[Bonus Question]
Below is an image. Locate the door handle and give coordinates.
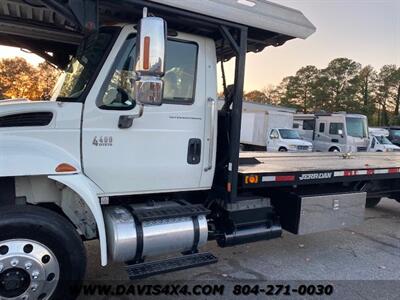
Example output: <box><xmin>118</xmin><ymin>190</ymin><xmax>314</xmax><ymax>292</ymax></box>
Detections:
<box><xmin>188</xmin><ymin>139</ymin><xmax>201</xmax><ymax>165</ymax></box>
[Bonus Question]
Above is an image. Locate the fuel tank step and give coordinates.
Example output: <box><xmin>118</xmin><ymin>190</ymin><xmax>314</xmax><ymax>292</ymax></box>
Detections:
<box><xmin>126</xmin><ymin>252</ymin><xmax>218</xmax><ymax>279</ymax></box>
<box><xmin>132</xmin><ymin>204</ymin><xmax>210</xmax><ymax>222</ymax></box>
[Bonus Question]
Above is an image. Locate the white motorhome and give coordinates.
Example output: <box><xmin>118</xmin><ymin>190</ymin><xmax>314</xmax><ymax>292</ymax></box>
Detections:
<box><xmin>294</xmin><ymin>113</ymin><xmax>369</xmax><ymax>152</ymax></box>
<box><xmin>369</xmin><ymin>128</ymin><xmax>400</xmax><ymax>152</ymax></box>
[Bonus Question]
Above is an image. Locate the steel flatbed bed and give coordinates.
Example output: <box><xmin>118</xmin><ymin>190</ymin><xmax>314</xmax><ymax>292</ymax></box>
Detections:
<box><xmin>238</xmin><ymin>152</ymin><xmax>400</xmax><ymax>188</ymax></box>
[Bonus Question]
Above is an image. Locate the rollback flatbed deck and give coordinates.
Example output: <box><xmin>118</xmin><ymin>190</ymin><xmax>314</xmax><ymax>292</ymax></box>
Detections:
<box><xmin>239</xmin><ymin>152</ymin><xmax>400</xmax><ymax>188</ymax></box>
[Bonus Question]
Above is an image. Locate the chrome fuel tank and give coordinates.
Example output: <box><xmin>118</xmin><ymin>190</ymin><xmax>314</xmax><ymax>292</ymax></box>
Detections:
<box><xmin>104</xmin><ymin>203</ymin><xmax>208</xmax><ymax>262</ymax></box>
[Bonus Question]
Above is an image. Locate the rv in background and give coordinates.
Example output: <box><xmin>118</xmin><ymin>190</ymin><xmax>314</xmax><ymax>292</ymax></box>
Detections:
<box><xmin>369</xmin><ymin>128</ymin><xmax>400</xmax><ymax>152</ymax></box>
<box><xmin>294</xmin><ymin>113</ymin><xmax>369</xmax><ymax>152</ymax></box>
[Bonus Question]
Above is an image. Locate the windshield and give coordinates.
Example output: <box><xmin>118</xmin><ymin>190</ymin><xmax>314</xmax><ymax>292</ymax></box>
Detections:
<box><xmin>346</xmin><ymin>117</ymin><xmax>368</xmax><ymax>138</ymax></box>
<box><xmin>51</xmin><ymin>28</ymin><xmax>118</xmax><ymax>101</ymax></box>
<box><xmin>376</xmin><ymin>136</ymin><xmax>393</xmax><ymax>145</ymax></box>
<box><xmin>279</xmin><ymin>129</ymin><xmax>301</xmax><ymax>140</ymax></box>
<box><xmin>391</xmin><ymin>130</ymin><xmax>400</xmax><ymax>138</ymax></box>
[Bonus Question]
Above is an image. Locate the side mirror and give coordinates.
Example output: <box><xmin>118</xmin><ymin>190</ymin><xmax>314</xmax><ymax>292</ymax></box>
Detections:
<box><xmin>135</xmin><ymin>13</ymin><xmax>167</xmax><ymax>106</ymax></box>
<box><xmin>338</xmin><ymin>129</ymin><xmax>343</xmax><ymax>136</ymax></box>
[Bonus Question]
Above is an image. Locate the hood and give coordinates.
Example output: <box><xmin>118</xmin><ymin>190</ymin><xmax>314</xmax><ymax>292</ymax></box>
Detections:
<box><xmin>0</xmin><ymin>98</ymin><xmax>31</xmax><ymax>104</ymax></box>
<box><xmin>283</xmin><ymin>139</ymin><xmax>312</xmax><ymax>146</ymax></box>
<box><xmin>0</xmin><ymin>100</ymin><xmax>82</xmax><ymax>129</ymax></box>
<box><xmin>383</xmin><ymin>144</ymin><xmax>400</xmax><ymax>150</ymax></box>
<box><xmin>0</xmin><ymin>100</ymin><xmax>83</xmax><ymax>177</ymax></box>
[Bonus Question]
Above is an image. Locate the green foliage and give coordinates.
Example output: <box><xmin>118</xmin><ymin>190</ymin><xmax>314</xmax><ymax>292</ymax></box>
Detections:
<box><xmin>245</xmin><ymin>58</ymin><xmax>399</xmax><ymax>126</ymax></box>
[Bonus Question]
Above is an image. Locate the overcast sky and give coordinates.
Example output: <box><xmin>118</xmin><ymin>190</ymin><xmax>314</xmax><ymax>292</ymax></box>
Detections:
<box><xmin>0</xmin><ymin>0</ymin><xmax>399</xmax><ymax>91</ymax></box>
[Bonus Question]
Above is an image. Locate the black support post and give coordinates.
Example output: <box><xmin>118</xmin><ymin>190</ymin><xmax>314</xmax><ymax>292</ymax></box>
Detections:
<box><xmin>227</xmin><ymin>27</ymin><xmax>248</xmax><ymax>203</ymax></box>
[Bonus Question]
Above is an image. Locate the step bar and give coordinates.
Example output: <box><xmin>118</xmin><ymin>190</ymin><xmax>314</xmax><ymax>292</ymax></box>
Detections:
<box><xmin>126</xmin><ymin>252</ymin><xmax>218</xmax><ymax>279</ymax></box>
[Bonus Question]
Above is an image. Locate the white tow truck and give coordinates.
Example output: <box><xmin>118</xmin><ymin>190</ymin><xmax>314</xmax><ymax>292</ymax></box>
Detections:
<box><xmin>1</xmin><ymin>1</ymin><xmax>400</xmax><ymax>299</ymax></box>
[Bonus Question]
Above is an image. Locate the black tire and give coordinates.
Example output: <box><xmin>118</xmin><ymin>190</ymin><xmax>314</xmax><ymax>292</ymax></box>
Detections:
<box><xmin>279</xmin><ymin>147</ymin><xmax>288</xmax><ymax>152</ymax></box>
<box><xmin>329</xmin><ymin>147</ymin><xmax>340</xmax><ymax>152</ymax></box>
<box><xmin>0</xmin><ymin>205</ymin><xmax>86</xmax><ymax>300</ymax></box>
<box><xmin>365</xmin><ymin>198</ymin><xmax>381</xmax><ymax>208</ymax></box>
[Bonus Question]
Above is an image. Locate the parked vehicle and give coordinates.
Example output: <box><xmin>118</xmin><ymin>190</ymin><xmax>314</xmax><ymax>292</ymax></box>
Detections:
<box><xmin>240</xmin><ymin>110</ymin><xmax>311</xmax><ymax>151</ymax></box>
<box><xmin>294</xmin><ymin>113</ymin><xmax>369</xmax><ymax>152</ymax></box>
<box><xmin>1</xmin><ymin>1</ymin><xmax>400</xmax><ymax>299</ymax></box>
<box><xmin>369</xmin><ymin>128</ymin><xmax>400</xmax><ymax>152</ymax></box>
<box><xmin>385</xmin><ymin>126</ymin><xmax>400</xmax><ymax>146</ymax></box>
<box><xmin>267</xmin><ymin>128</ymin><xmax>312</xmax><ymax>152</ymax></box>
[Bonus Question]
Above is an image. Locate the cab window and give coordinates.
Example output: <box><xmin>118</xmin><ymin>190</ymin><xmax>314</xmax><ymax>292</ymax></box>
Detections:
<box><xmin>164</xmin><ymin>41</ymin><xmax>198</xmax><ymax>104</ymax></box>
<box><xmin>303</xmin><ymin>120</ymin><xmax>315</xmax><ymax>130</ymax></box>
<box><xmin>98</xmin><ymin>35</ymin><xmax>198</xmax><ymax>110</ymax></box>
<box><xmin>329</xmin><ymin>123</ymin><xmax>344</xmax><ymax>135</ymax></box>
<box><xmin>270</xmin><ymin>129</ymin><xmax>279</xmax><ymax>139</ymax></box>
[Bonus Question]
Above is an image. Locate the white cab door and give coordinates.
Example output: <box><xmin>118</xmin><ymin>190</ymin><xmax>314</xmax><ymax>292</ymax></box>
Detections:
<box><xmin>81</xmin><ymin>27</ymin><xmax>209</xmax><ymax>195</ymax></box>
<box><xmin>268</xmin><ymin>129</ymin><xmax>280</xmax><ymax>151</ymax></box>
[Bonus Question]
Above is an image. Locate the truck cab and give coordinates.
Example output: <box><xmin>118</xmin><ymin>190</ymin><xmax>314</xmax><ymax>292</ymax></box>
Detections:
<box><xmin>267</xmin><ymin>128</ymin><xmax>312</xmax><ymax>152</ymax></box>
<box><xmin>369</xmin><ymin>128</ymin><xmax>400</xmax><ymax>152</ymax></box>
<box><xmin>385</xmin><ymin>126</ymin><xmax>400</xmax><ymax>146</ymax></box>
<box><xmin>48</xmin><ymin>25</ymin><xmax>218</xmax><ymax>195</ymax></box>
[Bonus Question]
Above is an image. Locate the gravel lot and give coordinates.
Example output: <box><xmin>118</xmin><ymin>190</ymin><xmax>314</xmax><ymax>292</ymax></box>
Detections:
<box><xmin>82</xmin><ymin>198</ymin><xmax>400</xmax><ymax>298</ymax></box>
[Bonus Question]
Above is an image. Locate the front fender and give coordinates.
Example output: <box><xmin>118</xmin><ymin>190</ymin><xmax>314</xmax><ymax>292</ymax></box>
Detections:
<box><xmin>49</xmin><ymin>174</ymin><xmax>108</xmax><ymax>266</ymax></box>
<box><xmin>0</xmin><ymin>135</ymin><xmax>80</xmax><ymax>177</ymax></box>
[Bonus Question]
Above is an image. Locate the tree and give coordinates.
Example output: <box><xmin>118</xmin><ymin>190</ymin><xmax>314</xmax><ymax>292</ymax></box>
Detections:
<box><xmin>293</xmin><ymin>66</ymin><xmax>319</xmax><ymax>113</ymax></box>
<box><xmin>322</xmin><ymin>58</ymin><xmax>362</xmax><ymax>112</ymax></box>
<box><xmin>376</xmin><ymin>65</ymin><xmax>398</xmax><ymax>125</ymax></box>
<box><xmin>392</xmin><ymin>67</ymin><xmax>400</xmax><ymax>116</ymax></box>
<box><xmin>0</xmin><ymin>57</ymin><xmax>36</xmax><ymax>99</ymax></box>
<box><xmin>278</xmin><ymin>66</ymin><xmax>320</xmax><ymax>113</ymax></box>
<box><xmin>279</xmin><ymin>76</ymin><xmax>302</xmax><ymax>110</ymax></box>
<box><xmin>244</xmin><ymin>89</ymin><xmax>269</xmax><ymax>104</ymax></box>
<box><xmin>0</xmin><ymin>58</ymin><xmax>59</xmax><ymax>100</ymax></box>
<box><xmin>356</xmin><ymin>65</ymin><xmax>378</xmax><ymax>121</ymax></box>
<box><xmin>37</xmin><ymin>62</ymin><xmax>59</xmax><ymax>100</ymax></box>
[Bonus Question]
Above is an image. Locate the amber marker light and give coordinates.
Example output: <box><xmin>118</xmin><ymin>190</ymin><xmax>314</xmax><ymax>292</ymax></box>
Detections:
<box><xmin>245</xmin><ymin>175</ymin><xmax>259</xmax><ymax>184</ymax></box>
<box><xmin>143</xmin><ymin>36</ymin><xmax>150</xmax><ymax>70</ymax></box>
<box><xmin>55</xmin><ymin>163</ymin><xmax>77</xmax><ymax>173</ymax></box>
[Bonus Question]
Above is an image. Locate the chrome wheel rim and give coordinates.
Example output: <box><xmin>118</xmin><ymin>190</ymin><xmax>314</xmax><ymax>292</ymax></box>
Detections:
<box><xmin>0</xmin><ymin>239</ymin><xmax>59</xmax><ymax>300</ymax></box>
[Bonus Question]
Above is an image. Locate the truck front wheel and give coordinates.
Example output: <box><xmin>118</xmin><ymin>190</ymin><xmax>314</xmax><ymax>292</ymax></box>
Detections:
<box><xmin>365</xmin><ymin>198</ymin><xmax>381</xmax><ymax>208</ymax></box>
<box><xmin>0</xmin><ymin>205</ymin><xmax>86</xmax><ymax>300</ymax></box>
<box><xmin>279</xmin><ymin>147</ymin><xmax>288</xmax><ymax>152</ymax></box>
